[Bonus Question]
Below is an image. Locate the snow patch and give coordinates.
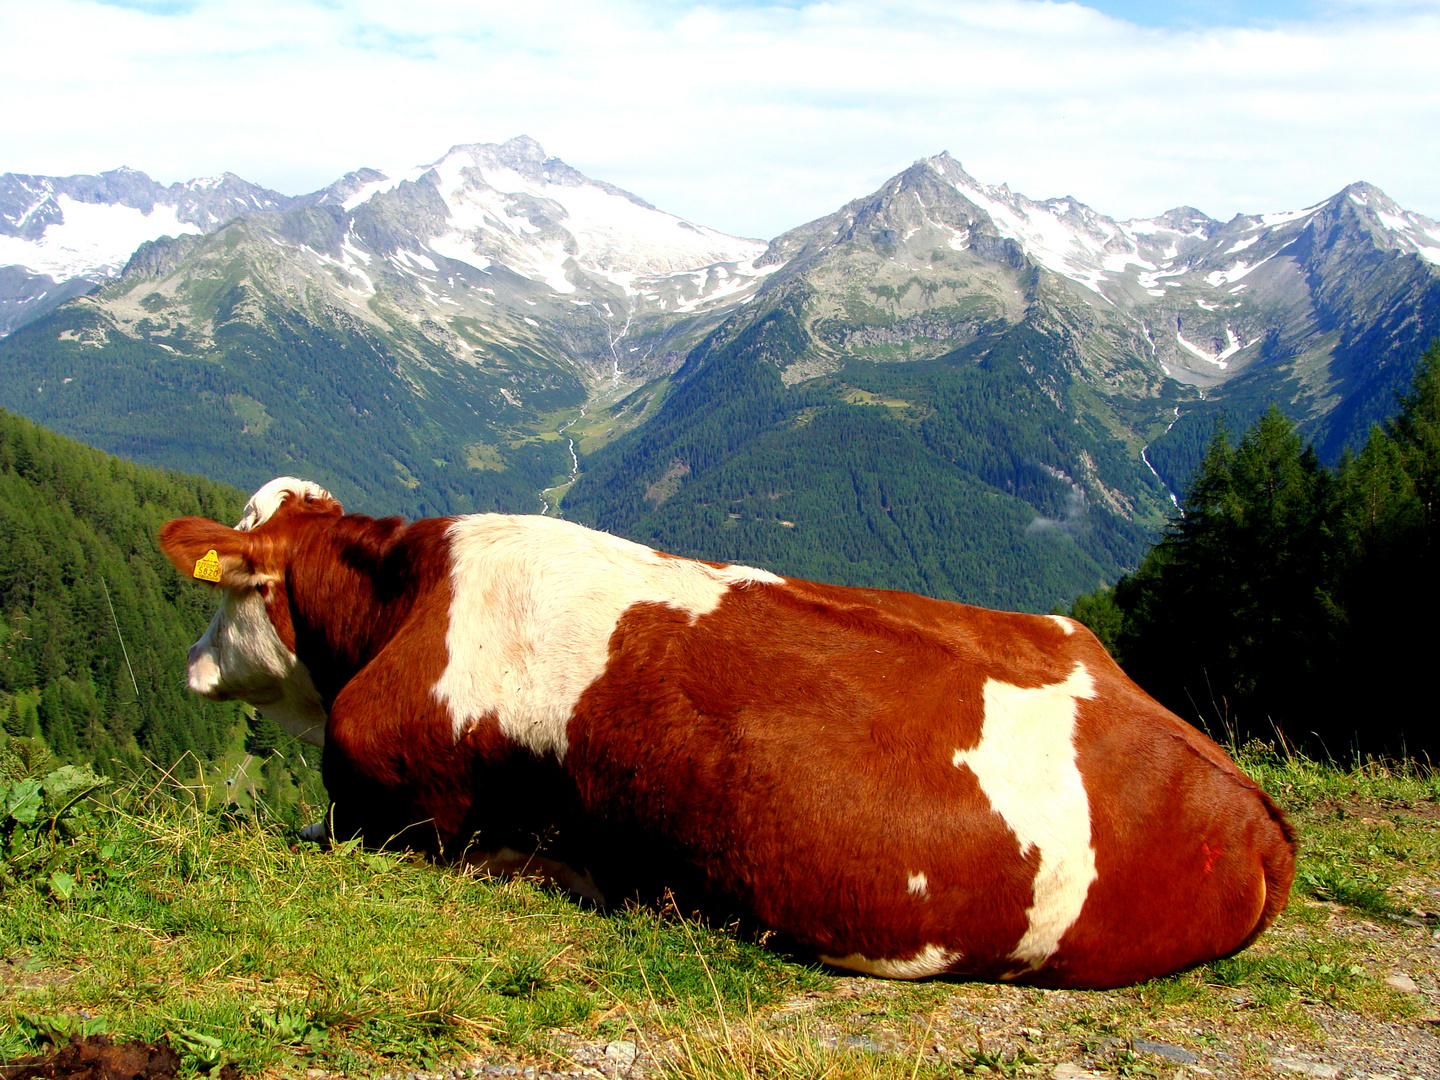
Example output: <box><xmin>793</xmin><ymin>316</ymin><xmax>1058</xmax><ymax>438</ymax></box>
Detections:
<box><xmin>1176</xmin><ymin>326</ymin><xmax>1242</xmax><ymax>369</ymax></box>
<box><xmin>0</xmin><ymin>194</ymin><xmax>203</xmax><ymax>280</ymax></box>
<box><xmin>1260</xmin><ymin>201</ymin><xmax>1325</xmax><ymax>227</ymax></box>
<box><xmin>414</xmin><ymin>146</ymin><xmax>766</xmax><ymax>297</ymax></box>
<box><xmin>1204</xmin><ymin>254</ymin><xmax>1273</xmax><ymax>287</ymax></box>
<box><xmin>929</xmin><ymin>160</ymin><xmax>1133</xmax><ymax>295</ymax></box>
<box><xmin>341</xmin><ymin>166</ymin><xmax>430</xmax><ymax>211</ymax></box>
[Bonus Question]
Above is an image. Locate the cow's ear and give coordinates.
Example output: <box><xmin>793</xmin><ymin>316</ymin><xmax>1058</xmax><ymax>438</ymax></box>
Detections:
<box><xmin>300</xmin><ymin>489</ymin><xmax>343</xmax><ymax>517</ymax></box>
<box><xmin>159</xmin><ymin>517</ymin><xmax>264</xmax><ymax>588</ymax></box>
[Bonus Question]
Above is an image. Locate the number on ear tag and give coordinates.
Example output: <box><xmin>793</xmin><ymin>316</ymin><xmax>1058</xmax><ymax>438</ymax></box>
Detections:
<box><xmin>193</xmin><ymin>549</ymin><xmax>223</xmax><ymax>582</ymax></box>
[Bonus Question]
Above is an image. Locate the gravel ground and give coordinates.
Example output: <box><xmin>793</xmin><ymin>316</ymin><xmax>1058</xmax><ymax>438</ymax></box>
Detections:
<box><xmin>335</xmin><ymin>895</ymin><xmax>1440</xmax><ymax>1080</ymax></box>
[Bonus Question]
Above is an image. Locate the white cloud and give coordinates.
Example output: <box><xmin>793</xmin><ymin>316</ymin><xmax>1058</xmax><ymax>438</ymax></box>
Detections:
<box><xmin>0</xmin><ymin>0</ymin><xmax>1436</xmax><ymax>238</ymax></box>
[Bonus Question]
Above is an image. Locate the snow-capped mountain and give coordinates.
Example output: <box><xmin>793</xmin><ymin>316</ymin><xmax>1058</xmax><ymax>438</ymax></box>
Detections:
<box><xmin>0</xmin><ymin>138</ymin><xmax>793</xmax><ymax>522</ymax></box>
<box><xmin>908</xmin><ymin>155</ymin><xmax>1440</xmax><ymax>305</ymax></box>
<box><xmin>0</xmin><ymin>167</ymin><xmax>294</xmax><ymax>335</ymax></box>
<box><xmin>10</xmin><ymin>138</ymin><xmax>1437</xmax><ymax>399</ymax></box>
<box><xmin>323</xmin><ymin>137</ymin><xmax>772</xmax><ymax>312</ymax></box>
<box><xmin>2</xmin><ymin>136</ymin><xmax>1438</xmax><ymax>595</ymax></box>
<box><xmin>745</xmin><ymin>151</ymin><xmax>1440</xmax><ymax>394</ymax></box>
<box><xmin>924</xmin><ymin>156</ymin><xmax>1440</xmax><ymax>385</ymax></box>
<box><xmin>0</xmin><ymin>139</ymin><xmax>774</xmax><ymax>344</ymax></box>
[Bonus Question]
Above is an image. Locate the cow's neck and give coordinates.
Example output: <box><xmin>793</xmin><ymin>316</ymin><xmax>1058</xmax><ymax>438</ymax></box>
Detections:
<box><xmin>284</xmin><ymin>515</ymin><xmax>451</xmax><ymax>707</ymax></box>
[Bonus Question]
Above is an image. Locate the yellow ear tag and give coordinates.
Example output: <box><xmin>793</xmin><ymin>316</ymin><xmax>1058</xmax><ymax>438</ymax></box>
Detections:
<box><xmin>193</xmin><ymin>549</ymin><xmax>223</xmax><ymax>583</ymax></box>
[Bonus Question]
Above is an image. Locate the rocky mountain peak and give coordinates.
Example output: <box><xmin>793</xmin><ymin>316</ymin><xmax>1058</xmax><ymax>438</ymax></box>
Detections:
<box><xmin>1316</xmin><ymin>182</ymin><xmax>1440</xmax><ymax>263</ymax></box>
<box><xmin>490</xmin><ymin>134</ymin><xmax>547</xmax><ymax>167</ymax></box>
<box><xmin>919</xmin><ymin>151</ymin><xmax>986</xmax><ymax>194</ymax></box>
<box><xmin>1144</xmin><ymin>206</ymin><xmax>1218</xmax><ymax>234</ymax></box>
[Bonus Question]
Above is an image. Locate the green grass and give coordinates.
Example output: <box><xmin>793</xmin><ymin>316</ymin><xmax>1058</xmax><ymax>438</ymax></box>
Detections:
<box><xmin>0</xmin><ymin>762</ymin><xmax>821</xmax><ymax>1075</ymax></box>
<box><xmin>1</xmin><ymin>745</ymin><xmax>1435</xmax><ymax>1078</ymax></box>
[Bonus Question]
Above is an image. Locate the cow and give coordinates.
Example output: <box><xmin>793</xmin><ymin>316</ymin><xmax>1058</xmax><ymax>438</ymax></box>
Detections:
<box><xmin>160</xmin><ymin>476</ymin><xmax>1295</xmax><ymax>989</ymax></box>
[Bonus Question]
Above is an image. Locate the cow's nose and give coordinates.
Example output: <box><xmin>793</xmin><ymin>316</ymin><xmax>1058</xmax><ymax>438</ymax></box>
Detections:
<box><xmin>188</xmin><ymin>645</ymin><xmax>223</xmax><ymax>697</ymax></box>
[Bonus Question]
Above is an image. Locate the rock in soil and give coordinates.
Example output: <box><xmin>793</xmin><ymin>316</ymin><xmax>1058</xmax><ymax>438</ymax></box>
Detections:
<box><xmin>1268</xmin><ymin>1057</ymin><xmax>1341</xmax><ymax>1078</ymax></box>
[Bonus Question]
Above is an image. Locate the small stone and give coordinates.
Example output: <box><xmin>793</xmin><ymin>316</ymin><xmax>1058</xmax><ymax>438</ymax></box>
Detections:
<box><xmin>840</xmin><ymin>1034</ymin><xmax>882</xmax><ymax>1052</ymax></box>
<box><xmin>1132</xmin><ymin>1039</ymin><xmax>1198</xmax><ymax>1065</ymax></box>
<box><xmin>1384</xmin><ymin>973</ymin><xmax>1420</xmax><ymax>993</ymax></box>
<box><xmin>1052</xmin><ymin>1065</ymin><xmax>1106</xmax><ymax>1080</ymax></box>
<box><xmin>1269</xmin><ymin>1057</ymin><xmax>1340</xmax><ymax>1078</ymax></box>
<box><xmin>603</xmin><ymin>1041</ymin><xmax>637</xmax><ymax>1069</ymax></box>
<box><xmin>1018</xmin><ymin>1026</ymin><xmax>1043</xmax><ymax>1039</ymax></box>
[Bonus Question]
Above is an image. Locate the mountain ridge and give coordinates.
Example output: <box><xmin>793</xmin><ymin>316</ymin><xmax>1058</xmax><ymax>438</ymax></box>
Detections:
<box><xmin>1</xmin><ymin>139</ymin><xmax>1437</xmax><ymax>609</ymax></box>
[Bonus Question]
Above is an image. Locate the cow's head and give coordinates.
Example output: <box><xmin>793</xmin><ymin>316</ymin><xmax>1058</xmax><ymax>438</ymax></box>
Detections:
<box><xmin>160</xmin><ymin>477</ymin><xmax>343</xmax><ymax>747</ymax></box>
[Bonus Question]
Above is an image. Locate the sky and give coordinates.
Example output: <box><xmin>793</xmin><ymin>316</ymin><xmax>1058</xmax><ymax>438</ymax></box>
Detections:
<box><xmin>1</xmin><ymin>0</ymin><xmax>1436</xmax><ymax>239</ymax></box>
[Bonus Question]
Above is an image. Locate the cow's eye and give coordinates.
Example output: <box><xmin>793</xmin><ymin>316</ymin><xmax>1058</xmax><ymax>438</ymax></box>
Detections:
<box><xmin>256</xmin><ymin>582</ymin><xmax>271</xmax><ymax>600</ymax></box>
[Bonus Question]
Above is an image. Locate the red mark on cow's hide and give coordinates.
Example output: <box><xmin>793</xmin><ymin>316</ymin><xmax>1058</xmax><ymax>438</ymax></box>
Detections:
<box><xmin>1201</xmin><ymin>840</ymin><xmax>1220</xmax><ymax>875</ymax></box>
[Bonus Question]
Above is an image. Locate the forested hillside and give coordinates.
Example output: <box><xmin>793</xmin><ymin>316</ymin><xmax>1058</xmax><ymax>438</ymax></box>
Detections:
<box><xmin>0</xmin><ymin>289</ymin><xmax>575</xmax><ymax>522</ymax></box>
<box><xmin>565</xmin><ymin>286</ymin><xmax>1168</xmax><ymax>612</ymax></box>
<box><xmin>1066</xmin><ymin>341</ymin><xmax>1440</xmax><ymax>760</ymax></box>
<box><xmin>0</xmin><ymin>409</ymin><xmax>248</xmax><ymax>770</ymax></box>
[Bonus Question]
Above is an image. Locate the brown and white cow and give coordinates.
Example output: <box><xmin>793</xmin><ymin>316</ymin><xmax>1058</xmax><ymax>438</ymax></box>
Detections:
<box><xmin>161</xmin><ymin>476</ymin><xmax>1294</xmax><ymax>989</ymax></box>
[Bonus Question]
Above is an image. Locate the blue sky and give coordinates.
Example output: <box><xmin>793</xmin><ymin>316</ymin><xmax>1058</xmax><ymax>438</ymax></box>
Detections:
<box><xmin>2</xmin><ymin>0</ymin><xmax>1437</xmax><ymax>237</ymax></box>
<box><xmin>1084</xmin><ymin>1</ymin><xmax>1320</xmax><ymax>26</ymax></box>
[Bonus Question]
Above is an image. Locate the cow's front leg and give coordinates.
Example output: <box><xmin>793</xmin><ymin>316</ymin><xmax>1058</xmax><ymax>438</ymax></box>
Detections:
<box><xmin>318</xmin><ymin>733</ymin><xmax>452</xmax><ymax>852</ymax></box>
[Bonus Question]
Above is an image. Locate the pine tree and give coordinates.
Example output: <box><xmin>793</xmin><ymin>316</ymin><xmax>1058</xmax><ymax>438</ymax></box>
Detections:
<box><xmin>1078</xmin><ymin>346</ymin><xmax>1440</xmax><ymax>760</ymax></box>
<box><xmin>1387</xmin><ymin>340</ymin><xmax>1440</xmax><ymax>548</ymax></box>
<box><xmin>38</xmin><ymin>680</ymin><xmax>77</xmax><ymax>759</ymax></box>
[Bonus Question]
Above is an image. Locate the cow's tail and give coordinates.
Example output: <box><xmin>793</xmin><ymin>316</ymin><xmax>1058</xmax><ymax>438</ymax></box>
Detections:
<box><xmin>1241</xmin><ymin>787</ymin><xmax>1298</xmax><ymax>949</ymax></box>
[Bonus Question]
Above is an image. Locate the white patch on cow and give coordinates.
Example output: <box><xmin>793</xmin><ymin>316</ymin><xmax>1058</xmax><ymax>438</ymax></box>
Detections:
<box><xmin>907</xmin><ymin>872</ymin><xmax>929</xmax><ymax>897</ymax></box>
<box><xmin>236</xmin><ymin>476</ymin><xmax>335</xmax><ymax>531</ymax></box>
<box><xmin>951</xmin><ymin>662</ymin><xmax>1097</xmax><ymax>975</ymax></box>
<box><xmin>820</xmin><ymin>943</ymin><xmax>959</xmax><ymax>979</ymax></box>
<box><xmin>1048</xmin><ymin>614</ymin><xmax>1076</xmax><ymax>635</ymax></box>
<box><xmin>188</xmin><ymin>591</ymin><xmax>328</xmax><ymax>746</ymax></box>
<box><xmin>433</xmin><ymin>515</ymin><xmax>783</xmax><ymax>757</ymax></box>
<box><xmin>184</xmin><ymin>477</ymin><xmax>335</xmax><ymax>747</ymax></box>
